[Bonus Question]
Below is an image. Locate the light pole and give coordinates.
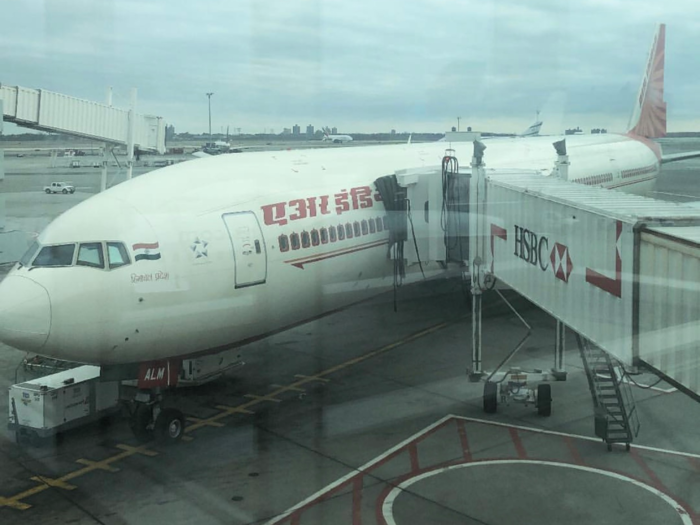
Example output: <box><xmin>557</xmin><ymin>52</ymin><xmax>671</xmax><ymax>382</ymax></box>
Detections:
<box><xmin>457</xmin><ymin>116</ymin><xmax>461</xmax><ymax>131</ymax></box>
<box><xmin>206</xmin><ymin>92</ymin><xmax>214</xmax><ymax>137</ymax></box>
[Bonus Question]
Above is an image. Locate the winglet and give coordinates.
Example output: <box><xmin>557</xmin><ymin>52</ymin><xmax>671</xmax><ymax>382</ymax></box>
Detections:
<box><xmin>627</xmin><ymin>24</ymin><xmax>666</xmax><ymax>138</ymax></box>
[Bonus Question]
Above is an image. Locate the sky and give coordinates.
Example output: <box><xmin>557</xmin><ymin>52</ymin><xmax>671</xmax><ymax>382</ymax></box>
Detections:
<box><xmin>1</xmin><ymin>0</ymin><xmax>699</xmax><ymax>135</ymax></box>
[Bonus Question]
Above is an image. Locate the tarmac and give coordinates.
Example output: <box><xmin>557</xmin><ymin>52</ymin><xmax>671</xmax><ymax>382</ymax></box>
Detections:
<box><xmin>0</xmin><ymin>140</ymin><xmax>699</xmax><ymax>524</ymax></box>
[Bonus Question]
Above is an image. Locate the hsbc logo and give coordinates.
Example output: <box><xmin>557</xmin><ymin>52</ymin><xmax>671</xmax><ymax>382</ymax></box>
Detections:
<box><xmin>493</xmin><ymin>221</ymin><xmax>622</xmax><ymax>297</ymax></box>
<box><xmin>550</xmin><ymin>242</ymin><xmax>573</xmax><ymax>283</ymax></box>
<box><xmin>513</xmin><ymin>225</ymin><xmax>550</xmax><ymax>271</ymax></box>
<box><xmin>511</xmin><ymin>225</ymin><xmax>573</xmax><ymax>283</ymax></box>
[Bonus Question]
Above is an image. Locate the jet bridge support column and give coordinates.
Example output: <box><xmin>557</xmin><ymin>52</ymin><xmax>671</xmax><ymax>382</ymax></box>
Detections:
<box><xmin>552</xmin><ymin>321</ymin><xmax>568</xmax><ymax>380</ymax></box>
<box><xmin>468</xmin><ymin>141</ymin><xmax>488</xmax><ymax>381</ymax></box>
<box><xmin>126</xmin><ymin>88</ymin><xmax>137</xmax><ymax>181</ymax></box>
<box><xmin>100</xmin><ymin>144</ymin><xmax>112</xmax><ymax>192</ymax></box>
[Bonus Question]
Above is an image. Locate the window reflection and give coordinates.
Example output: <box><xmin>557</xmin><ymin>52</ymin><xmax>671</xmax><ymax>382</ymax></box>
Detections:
<box><xmin>32</xmin><ymin>244</ymin><xmax>76</xmax><ymax>267</ymax></box>
<box><xmin>77</xmin><ymin>243</ymin><xmax>105</xmax><ymax>269</ymax></box>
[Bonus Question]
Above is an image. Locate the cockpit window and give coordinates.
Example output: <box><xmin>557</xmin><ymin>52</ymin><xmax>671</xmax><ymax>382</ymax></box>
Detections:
<box><xmin>107</xmin><ymin>242</ymin><xmax>130</xmax><ymax>269</ymax></box>
<box><xmin>19</xmin><ymin>241</ymin><xmax>41</xmax><ymax>267</ymax></box>
<box><xmin>33</xmin><ymin>244</ymin><xmax>76</xmax><ymax>267</ymax></box>
<box><xmin>77</xmin><ymin>243</ymin><xmax>105</xmax><ymax>269</ymax></box>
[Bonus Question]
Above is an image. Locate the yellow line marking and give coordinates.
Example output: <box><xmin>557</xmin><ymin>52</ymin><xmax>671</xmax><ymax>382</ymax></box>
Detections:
<box><xmin>29</xmin><ymin>476</ymin><xmax>76</xmax><ymax>491</ymax></box>
<box><xmin>0</xmin><ymin>496</ymin><xmax>32</xmax><ymax>510</ymax></box>
<box><xmin>186</xmin><ymin>417</ymin><xmax>225</xmax><ymax>428</ymax></box>
<box><xmin>115</xmin><ymin>444</ymin><xmax>159</xmax><ymax>457</ymax></box>
<box><xmin>4</xmin><ymin>320</ymin><xmax>450</xmax><ymax>511</ymax></box>
<box><xmin>215</xmin><ymin>404</ymin><xmax>255</xmax><ymax>414</ymax></box>
<box><xmin>271</xmin><ymin>384</ymin><xmax>306</xmax><ymax>392</ymax></box>
<box><xmin>75</xmin><ymin>459</ymin><xmax>120</xmax><ymax>473</ymax></box>
<box><xmin>294</xmin><ymin>374</ymin><xmax>329</xmax><ymax>382</ymax></box>
<box><xmin>244</xmin><ymin>394</ymin><xmax>282</xmax><ymax>403</ymax></box>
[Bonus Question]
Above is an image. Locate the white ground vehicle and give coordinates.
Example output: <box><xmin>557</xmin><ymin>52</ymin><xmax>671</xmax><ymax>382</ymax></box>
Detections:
<box><xmin>44</xmin><ymin>181</ymin><xmax>75</xmax><ymax>194</ymax></box>
<box><xmin>8</xmin><ymin>365</ymin><xmax>120</xmax><ymax>446</ymax></box>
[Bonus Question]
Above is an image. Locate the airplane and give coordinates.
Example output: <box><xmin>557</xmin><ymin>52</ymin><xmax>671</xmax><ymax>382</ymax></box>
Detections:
<box><xmin>0</xmin><ymin>23</ymin><xmax>697</xmax><ymax>442</ymax></box>
<box><xmin>519</xmin><ymin>112</ymin><xmax>543</xmax><ymax>137</ymax></box>
<box><xmin>322</xmin><ymin>127</ymin><xmax>353</xmax><ymax>143</ymax></box>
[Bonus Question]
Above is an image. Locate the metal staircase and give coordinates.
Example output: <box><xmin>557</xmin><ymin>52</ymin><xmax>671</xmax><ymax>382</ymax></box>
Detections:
<box><xmin>577</xmin><ymin>336</ymin><xmax>640</xmax><ymax>451</ymax></box>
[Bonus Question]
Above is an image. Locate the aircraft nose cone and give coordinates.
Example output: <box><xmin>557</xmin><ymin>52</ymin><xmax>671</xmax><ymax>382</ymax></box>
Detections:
<box><xmin>0</xmin><ymin>275</ymin><xmax>51</xmax><ymax>352</ymax></box>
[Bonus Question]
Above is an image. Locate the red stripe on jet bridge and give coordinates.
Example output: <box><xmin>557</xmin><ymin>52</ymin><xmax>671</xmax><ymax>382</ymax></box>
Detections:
<box><xmin>133</xmin><ymin>242</ymin><xmax>160</xmax><ymax>250</ymax></box>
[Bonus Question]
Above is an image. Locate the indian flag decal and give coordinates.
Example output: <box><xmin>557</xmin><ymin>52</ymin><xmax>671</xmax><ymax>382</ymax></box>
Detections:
<box><xmin>133</xmin><ymin>242</ymin><xmax>161</xmax><ymax>261</ymax></box>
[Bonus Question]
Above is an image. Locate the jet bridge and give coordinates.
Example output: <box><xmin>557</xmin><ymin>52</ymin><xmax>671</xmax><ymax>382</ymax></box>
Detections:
<box><xmin>379</xmin><ymin>142</ymin><xmax>700</xmax><ymax>406</ymax></box>
<box><xmin>467</xmin><ymin>147</ymin><xmax>700</xmax><ymax>403</ymax></box>
<box><xmin>1</xmin><ymin>84</ymin><xmax>165</xmax><ymax>153</ymax></box>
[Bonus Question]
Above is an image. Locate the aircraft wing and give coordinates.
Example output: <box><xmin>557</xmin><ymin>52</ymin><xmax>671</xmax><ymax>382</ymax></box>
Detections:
<box><xmin>661</xmin><ymin>150</ymin><xmax>700</xmax><ymax>164</ymax></box>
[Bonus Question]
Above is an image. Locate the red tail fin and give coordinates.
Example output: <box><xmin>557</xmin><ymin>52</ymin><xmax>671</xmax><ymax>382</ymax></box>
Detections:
<box><xmin>627</xmin><ymin>24</ymin><xmax>666</xmax><ymax>138</ymax></box>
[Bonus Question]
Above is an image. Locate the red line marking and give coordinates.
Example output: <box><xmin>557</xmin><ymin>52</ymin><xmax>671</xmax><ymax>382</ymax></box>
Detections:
<box><xmin>564</xmin><ymin>436</ymin><xmax>585</xmax><ymax>466</ymax></box>
<box><xmin>631</xmin><ymin>450</ymin><xmax>699</xmax><ymax>522</ymax></box>
<box><xmin>285</xmin><ymin>240</ymin><xmax>388</xmax><ymax>268</ymax></box>
<box><xmin>408</xmin><ymin>443</ymin><xmax>420</xmax><ymax>472</ymax></box>
<box><xmin>607</xmin><ymin>175</ymin><xmax>656</xmax><ymax>189</ymax></box>
<box><xmin>689</xmin><ymin>457</ymin><xmax>700</xmax><ymax>473</ymax></box>
<box><xmin>585</xmin><ymin>219</ymin><xmax>622</xmax><ymax>298</ymax></box>
<box><xmin>456</xmin><ymin>419</ymin><xmax>472</xmax><ymax>461</ymax></box>
<box><xmin>630</xmin><ymin>448</ymin><xmax>665</xmax><ymax>491</ymax></box>
<box><xmin>509</xmin><ymin>428</ymin><xmax>527</xmax><ymax>459</ymax></box>
<box><xmin>352</xmin><ymin>477</ymin><xmax>363</xmax><ymax>525</ymax></box>
<box><xmin>290</xmin><ymin>510</ymin><xmax>301</xmax><ymax>525</ymax></box>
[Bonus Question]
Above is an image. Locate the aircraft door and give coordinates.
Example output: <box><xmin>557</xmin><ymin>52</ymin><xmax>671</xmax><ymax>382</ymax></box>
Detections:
<box><xmin>222</xmin><ymin>212</ymin><xmax>267</xmax><ymax>288</ymax></box>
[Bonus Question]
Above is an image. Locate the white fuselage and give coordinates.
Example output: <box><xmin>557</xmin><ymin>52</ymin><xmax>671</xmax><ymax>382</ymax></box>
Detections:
<box><xmin>323</xmin><ymin>134</ymin><xmax>353</xmax><ymax>143</ymax></box>
<box><xmin>0</xmin><ymin>133</ymin><xmax>661</xmax><ymax>365</ymax></box>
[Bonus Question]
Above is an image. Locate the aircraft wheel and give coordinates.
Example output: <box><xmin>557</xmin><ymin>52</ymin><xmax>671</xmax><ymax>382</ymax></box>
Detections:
<box><xmin>537</xmin><ymin>384</ymin><xmax>552</xmax><ymax>416</ymax></box>
<box><xmin>155</xmin><ymin>408</ymin><xmax>185</xmax><ymax>444</ymax></box>
<box><xmin>130</xmin><ymin>404</ymin><xmax>154</xmax><ymax>443</ymax></box>
<box><xmin>45</xmin><ymin>188</ymin><xmax>51</xmax><ymax>194</ymax></box>
<box><xmin>483</xmin><ymin>381</ymin><xmax>498</xmax><ymax>414</ymax></box>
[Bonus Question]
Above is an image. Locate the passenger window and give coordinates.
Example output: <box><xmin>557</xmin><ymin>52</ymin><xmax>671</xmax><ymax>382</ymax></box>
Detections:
<box><xmin>345</xmin><ymin>223</ymin><xmax>354</xmax><ymax>239</ymax></box>
<box><xmin>329</xmin><ymin>226</ymin><xmax>337</xmax><ymax>242</ymax></box>
<box><xmin>320</xmin><ymin>228</ymin><xmax>329</xmax><ymax>244</ymax></box>
<box><xmin>337</xmin><ymin>224</ymin><xmax>345</xmax><ymax>241</ymax></box>
<box><xmin>290</xmin><ymin>233</ymin><xmax>300</xmax><ymax>250</ymax></box>
<box><xmin>107</xmin><ymin>242</ymin><xmax>130</xmax><ymax>269</ymax></box>
<box><xmin>310</xmin><ymin>229</ymin><xmax>320</xmax><ymax>246</ymax></box>
<box><xmin>301</xmin><ymin>231</ymin><xmax>311</xmax><ymax>248</ymax></box>
<box><xmin>278</xmin><ymin>234</ymin><xmax>290</xmax><ymax>253</ymax></box>
<box><xmin>361</xmin><ymin>220</ymin><xmax>368</xmax><ymax>235</ymax></box>
<box><xmin>33</xmin><ymin>244</ymin><xmax>76</xmax><ymax>267</ymax></box>
<box><xmin>77</xmin><ymin>243</ymin><xmax>105</xmax><ymax>269</ymax></box>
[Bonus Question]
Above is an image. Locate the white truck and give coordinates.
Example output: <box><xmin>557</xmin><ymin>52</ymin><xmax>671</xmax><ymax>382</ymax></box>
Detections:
<box><xmin>44</xmin><ymin>181</ymin><xmax>75</xmax><ymax>194</ymax></box>
<box><xmin>8</xmin><ymin>365</ymin><xmax>120</xmax><ymax>445</ymax></box>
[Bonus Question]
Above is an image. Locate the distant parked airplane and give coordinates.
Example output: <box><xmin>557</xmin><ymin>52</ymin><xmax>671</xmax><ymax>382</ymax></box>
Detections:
<box><xmin>322</xmin><ymin>127</ymin><xmax>353</xmax><ymax>143</ymax></box>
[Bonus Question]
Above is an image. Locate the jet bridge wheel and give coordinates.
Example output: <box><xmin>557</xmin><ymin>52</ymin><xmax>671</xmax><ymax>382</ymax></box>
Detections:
<box><xmin>537</xmin><ymin>384</ymin><xmax>552</xmax><ymax>416</ymax></box>
<box><xmin>155</xmin><ymin>408</ymin><xmax>185</xmax><ymax>444</ymax></box>
<box><xmin>483</xmin><ymin>381</ymin><xmax>498</xmax><ymax>414</ymax></box>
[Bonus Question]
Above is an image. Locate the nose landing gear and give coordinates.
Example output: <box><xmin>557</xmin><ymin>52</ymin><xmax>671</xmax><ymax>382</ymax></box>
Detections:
<box><xmin>128</xmin><ymin>390</ymin><xmax>185</xmax><ymax>444</ymax></box>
